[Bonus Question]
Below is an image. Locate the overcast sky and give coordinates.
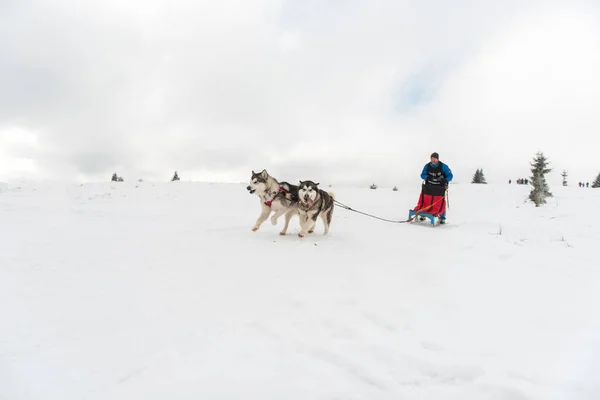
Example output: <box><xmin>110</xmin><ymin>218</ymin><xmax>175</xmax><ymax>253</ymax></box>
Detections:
<box><xmin>1</xmin><ymin>0</ymin><xmax>599</xmax><ymax>186</ymax></box>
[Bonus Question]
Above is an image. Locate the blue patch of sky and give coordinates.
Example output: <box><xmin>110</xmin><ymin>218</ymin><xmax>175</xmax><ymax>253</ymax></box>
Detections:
<box><xmin>393</xmin><ymin>67</ymin><xmax>440</xmax><ymax>114</ymax></box>
<box><xmin>392</xmin><ymin>54</ymin><xmax>462</xmax><ymax>114</ymax></box>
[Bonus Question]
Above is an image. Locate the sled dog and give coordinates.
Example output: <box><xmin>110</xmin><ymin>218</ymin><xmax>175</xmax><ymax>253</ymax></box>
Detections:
<box><xmin>246</xmin><ymin>169</ymin><xmax>299</xmax><ymax>235</ymax></box>
<box><xmin>296</xmin><ymin>180</ymin><xmax>335</xmax><ymax>237</ymax></box>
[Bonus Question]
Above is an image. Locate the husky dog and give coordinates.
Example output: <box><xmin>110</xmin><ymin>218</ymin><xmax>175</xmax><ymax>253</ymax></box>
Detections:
<box><xmin>296</xmin><ymin>180</ymin><xmax>335</xmax><ymax>237</ymax></box>
<box><xmin>246</xmin><ymin>169</ymin><xmax>299</xmax><ymax>235</ymax></box>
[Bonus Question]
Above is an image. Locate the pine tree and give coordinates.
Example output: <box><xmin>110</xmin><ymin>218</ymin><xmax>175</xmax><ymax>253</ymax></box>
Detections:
<box><xmin>528</xmin><ymin>152</ymin><xmax>552</xmax><ymax>206</ymax></box>
<box><xmin>393</xmin><ymin>186</ymin><xmax>398</xmax><ymax>191</ymax></box>
<box><xmin>172</xmin><ymin>171</ymin><xmax>180</xmax><ymax>181</ymax></box>
<box><xmin>479</xmin><ymin>169</ymin><xmax>487</xmax><ymax>184</ymax></box>
<box><xmin>370</xmin><ymin>183</ymin><xmax>377</xmax><ymax>189</ymax></box>
<box><xmin>592</xmin><ymin>172</ymin><xmax>600</xmax><ymax>188</ymax></box>
<box><xmin>471</xmin><ymin>169</ymin><xmax>487</xmax><ymax>184</ymax></box>
<box><xmin>111</xmin><ymin>173</ymin><xmax>118</xmax><ymax>182</ymax></box>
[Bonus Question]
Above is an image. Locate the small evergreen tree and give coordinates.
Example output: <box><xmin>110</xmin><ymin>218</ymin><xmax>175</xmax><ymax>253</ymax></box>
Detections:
<box><xmin>471</xmin><ymin>169</ymin><xmax>487</xmax><ymax>184</ymax></box>
<box><xmin>592</xmin><ymin>173</ymin><xmax>600</xmax><ymax>188</ymax></box>
<box><xmin>480</xmin><ymin>169</ymin><xmax>487</xmax><ymax>184</ymax></box>
<box><xmin>393</xmin><ymin>186</ymin><xmax>398</xmax><ymax>191</ymax></box>
<box><xmin>370</xmin><ymin>183</ymin><xmax>377</xmax><ymax>189</ymax></box>
<box><xmin>528</xmin><ymin>152</ymin><xmax>552</xmax><ymax>206</ymax></box>
<box><xmin>561</xmin><ymin>170</ymin><xmax>568</xmax><ymax>186</ymax></box>
<box><xmin>172</xmin><ymin>171</ymin><xmax>180</xmax><ymax>181</ymax></box>
<box><xmin>111</xmin><ymin>173</ymin><xmax>124</xmax><ymax>182</ymax></box>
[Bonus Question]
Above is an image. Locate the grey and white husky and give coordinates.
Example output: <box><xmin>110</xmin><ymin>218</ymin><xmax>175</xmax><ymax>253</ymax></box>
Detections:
<box><xmin>246</xmin><ymin>169</ymin><xmax>300</xmax><ymax>235</ymax></box>
<box><xmin>296</xmin><ymin>180</ymin><xmax>335</xmax><ymax>237</ymax></box>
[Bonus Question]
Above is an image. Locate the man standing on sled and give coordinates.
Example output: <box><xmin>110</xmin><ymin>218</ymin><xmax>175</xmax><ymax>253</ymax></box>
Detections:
<box><xmin>413</xmin><ymin>152</ymin><xmax>453</xmax><ymax>224</ymax></box>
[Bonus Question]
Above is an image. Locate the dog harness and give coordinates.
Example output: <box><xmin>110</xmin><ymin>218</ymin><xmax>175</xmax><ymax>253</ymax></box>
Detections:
<box><xmin>264</xmin><ymin>187</ymin><xmax>289</xmax><ymax>207</ymax></box>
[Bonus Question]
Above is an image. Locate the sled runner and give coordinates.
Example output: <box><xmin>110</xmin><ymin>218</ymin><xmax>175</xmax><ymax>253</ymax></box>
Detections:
<box><xmin>408</xmin><ymin>183</ymin><xmax>448</xmax><ymax>226</ymax></box>
<box><xmin>408</xmin><ymin>209</ymin><xmax>439</xmax><ymax>226</ymax></box>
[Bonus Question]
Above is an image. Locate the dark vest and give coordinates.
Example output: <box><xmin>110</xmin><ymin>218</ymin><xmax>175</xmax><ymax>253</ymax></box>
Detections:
<box><xmin>425</xmin><ymin>162</ymin><xmax>447</xmax><ymax>186</ymax></box>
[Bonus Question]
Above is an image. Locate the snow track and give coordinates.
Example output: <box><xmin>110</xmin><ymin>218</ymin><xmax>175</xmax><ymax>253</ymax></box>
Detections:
<box><xmin>1</xmin><ymin>182</ymin><xmax>599</xmax><ymax>399</ymax></box>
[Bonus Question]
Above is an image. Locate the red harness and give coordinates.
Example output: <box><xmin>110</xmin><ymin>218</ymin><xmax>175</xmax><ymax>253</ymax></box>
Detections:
<box><xmin>264</xmin><ymin>187</ymin><xmax>289</xmax><ymax>207</ymax></box>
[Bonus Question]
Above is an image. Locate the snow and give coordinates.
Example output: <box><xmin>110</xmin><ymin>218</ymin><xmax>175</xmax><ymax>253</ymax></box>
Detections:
<box><xmin>1</xmin><ymin>181</ymin><xmax>599</xmax><ymax>399</ymax></box>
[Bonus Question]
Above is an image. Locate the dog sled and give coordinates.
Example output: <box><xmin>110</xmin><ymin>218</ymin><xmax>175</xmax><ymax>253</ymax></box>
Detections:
<box><xmin>408</xmin><ymin>183</ymin><xmax>448</xmax><ymax>226</ymax></box>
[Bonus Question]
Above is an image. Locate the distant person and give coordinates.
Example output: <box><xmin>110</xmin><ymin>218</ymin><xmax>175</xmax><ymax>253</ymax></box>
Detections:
<box><xmin>587</xmin><ymin>182</ymin><xmax>589</xmax><ymax>188</ymax></box>
<box><xmin>509</xmin><ymin>179</ymin><xmax>512</xmax><ymax>184</ymax></box>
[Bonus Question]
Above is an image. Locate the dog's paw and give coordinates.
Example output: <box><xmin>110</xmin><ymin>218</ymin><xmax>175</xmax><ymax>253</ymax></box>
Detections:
<box><xmin>252</xmin><ymin>226</ymin><xmax>259</xmax><ymax>232</ymax></box>
<box><xmin>308</xmin><ymin>230</ymin><xmax>314</xmax><ymax>234</ymax></box>
<box><xmin>279</xmin><ymin>231</ymin><xmax>286</xmax><ymax>236</ymax></box>
<box><xmin>298</xmin><ymin>232</ymin><xmax>305</xmax><ymax>238</ymax></box>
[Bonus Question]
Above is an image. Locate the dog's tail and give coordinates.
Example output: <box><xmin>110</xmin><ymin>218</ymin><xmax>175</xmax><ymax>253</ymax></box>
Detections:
<box><xmin>327</xmin><ymin>191</ymin><xmax>336</xmax><ymax>201</ymax></box>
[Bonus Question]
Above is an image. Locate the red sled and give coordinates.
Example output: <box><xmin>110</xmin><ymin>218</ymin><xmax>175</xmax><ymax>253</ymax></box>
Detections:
<box><xmin>408</xmin><ymin>184</ymin><xmax>447</xmax><ymax>226</ymax></box>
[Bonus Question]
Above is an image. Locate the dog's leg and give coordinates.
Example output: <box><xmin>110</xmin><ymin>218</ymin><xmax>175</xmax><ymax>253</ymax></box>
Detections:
<box><xmin>270</xmin><ymin>205</ymin><xmax>287</xmax><ymax>226</ymax></box>
<box><xmin>307</xmin><ymin>212</ymin><xmax>319</xmax><ymax>234</ymax></box>
<box><xmin>298</xmin><ymin>213</ymin><xmax>311</xmax><ymax>238</ymax></box>
<box><xmin>320</xmin><ymin>211</ymin><xmax>330</xmax><ymax>235</ymax></box>
<box><xmin>308</xmin><ymin>218</ymin><xmax>316</xmax><ymax>234</ymax></box>
<box><xmin>279</xmin><ymin>209</ymin><xmax>295</xmax><ymax>235</ymax></box>
<box><xmin>321</xmin><ymin>206</ymin><xmax>333</xmax><ymax>235</ymax></box>
<box><xmin>252</xmin><ymin>204</ymin><xmax>271</xmax><ymax>232</ymax></box>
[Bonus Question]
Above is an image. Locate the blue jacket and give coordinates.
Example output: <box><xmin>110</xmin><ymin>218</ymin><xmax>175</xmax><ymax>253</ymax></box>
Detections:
<box><xmin>421</xmin><ymin>162</ymin><xmax>453</xmax><ymax>183</ymax></box>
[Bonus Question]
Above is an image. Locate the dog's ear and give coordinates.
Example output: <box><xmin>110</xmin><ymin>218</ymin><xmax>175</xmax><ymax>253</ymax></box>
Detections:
<box><xmin>314</xmin><ymin>182</ymin><xmax>320</xmax><ymax>186</ymax></box>
<box><xmin>260</xmin><ymin>169</ymin><xmax>268</xmax><ymax>179</ymax></box>
<box><xmin>252</xmin><ymin>170</ymin><xmax>255</xmax><ymax>175</ymax></box>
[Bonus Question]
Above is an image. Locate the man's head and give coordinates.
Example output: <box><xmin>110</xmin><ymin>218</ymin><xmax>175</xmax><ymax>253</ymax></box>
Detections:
<box><xmin>430</xmin><ymin>152</ymin><xmax>439</xmax><ymax>164</ymax></box>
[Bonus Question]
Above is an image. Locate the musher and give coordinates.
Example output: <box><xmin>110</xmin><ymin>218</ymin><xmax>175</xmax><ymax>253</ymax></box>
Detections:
<box><xmin>413</xmin><ymin>152</ymin><xmax>453</xmax><ymax>223</ymax></box>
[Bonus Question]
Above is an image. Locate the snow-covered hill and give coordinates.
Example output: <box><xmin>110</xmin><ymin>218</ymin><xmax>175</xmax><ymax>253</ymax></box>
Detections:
<box><xmin>1</xmin><ymin>181</ymin><xmax>599</xmax><ymax>399</ymax></box>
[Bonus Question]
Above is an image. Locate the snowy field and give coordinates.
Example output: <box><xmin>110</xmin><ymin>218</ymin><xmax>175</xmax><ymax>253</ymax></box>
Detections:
<box><xmin>1</xmin><ymin>180</ymin><xmax>599</xmax><ymax>400</ymax></box>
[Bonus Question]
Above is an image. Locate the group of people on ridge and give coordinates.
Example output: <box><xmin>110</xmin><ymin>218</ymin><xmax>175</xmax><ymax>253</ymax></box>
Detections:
<box><xmin>510</xmin><ymin>178</ymin><xmax>529</xmax><ymax>185</ymax></box>
<box><xmin>511</xmin><ymin>180</ymin><xmax>590</xmax><ymax>187</ymax></box>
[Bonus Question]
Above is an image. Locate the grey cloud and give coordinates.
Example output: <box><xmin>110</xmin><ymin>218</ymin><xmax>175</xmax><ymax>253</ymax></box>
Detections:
<box><xmin>68</xmin><ymin>149</ymin><xmax>129</xmax><ymax>176</ymax></box>
<box><xmin>1</xmin><ymin>0</ymin><xmax>599</xmax><ymax>184</ymax></box>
